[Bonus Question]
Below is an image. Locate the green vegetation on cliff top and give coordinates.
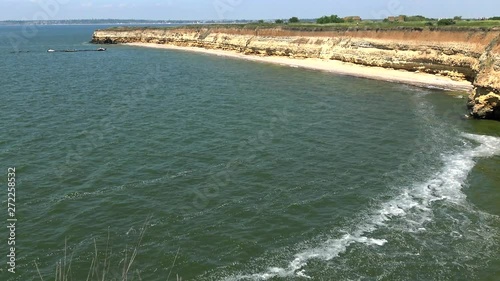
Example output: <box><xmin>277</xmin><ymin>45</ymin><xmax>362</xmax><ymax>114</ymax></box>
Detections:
<box><xmin>102</xmin><ymin>19</ymin><xmax>500</xmax><ymax>32</ymax></box>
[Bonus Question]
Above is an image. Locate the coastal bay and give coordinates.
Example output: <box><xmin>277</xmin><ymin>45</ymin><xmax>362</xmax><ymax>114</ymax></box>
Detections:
<box><xmin>1</xmin><ymin>23</ymin><xmax>499</xmax><ymax>281</ymax></box>
<box><xmin>92</xmin><ymin>25</ymin><xmax>500</xmax><ymax>120</ymax></box>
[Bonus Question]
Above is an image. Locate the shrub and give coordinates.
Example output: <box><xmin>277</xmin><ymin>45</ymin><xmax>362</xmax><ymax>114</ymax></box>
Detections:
<box><xmin>406</xmin><ymin>15</ymin><xmax>429</xmax><ymax>21</ymax></box>
<box><xmin>316</xmin><ymin>14</ymin><xmax>344</xmax><ymax>24</ymax></box>
<box><xmin>275</xmin><ymin>19</ymin><xmax>284</xmax><ymax>24</ymax></box>
<box><xmin>490</xmin><ymin>16</ymin><xmax>500</xmax><ymax>20</ymax></box>
<box><xmin>289</xmin><ymin>17</ymin><xmax>300</xmax><ymax>23</ymax></box>
<box><xmin>437</xmin><ymin>18</ymin><xmax>456</xmax><ymax>26</ymax></box>
<box><xmin>425</xmin><ymin>21</ymin><xmax>434</xmax><ymax>26</ymax></box>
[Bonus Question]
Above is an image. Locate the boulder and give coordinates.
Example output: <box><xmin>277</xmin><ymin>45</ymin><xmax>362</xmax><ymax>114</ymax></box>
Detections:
<box><xmin>468</xmin><ymin>88</ymin><xmax>500</xmax><ymax>120</ymax></box>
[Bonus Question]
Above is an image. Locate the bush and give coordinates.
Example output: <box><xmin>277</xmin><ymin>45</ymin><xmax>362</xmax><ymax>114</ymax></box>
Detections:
<box><xmin>406</xmin><ymin>15</ymin><xmax>430</xmax><ymax>21</ymax></box>
<box><xmin>437</xmin><ymin>18</ymin><xmax>456</xmax><ymax>26</ymax></box>
<box><xmin>425</xmin><ymin>21</ymin><xmax>434</xmax><ymax>26</ymax></box>
<box><xmin>289</xmin><ymin>17</ymin><xmax>300</xmax><ymax>23</ymax></box>
<box><xmin>453</xmin><ymin>16</ymin><xmax>462</xmax><ymax>20</ymax></box>
<box><xmin>316</xmin><ymin>14</ymin><xmax>344</xmax><ymax>24</ymax></box>
<box><xmin>257</xmin><ymin>20</ymin><xmax>264</xmax><ymax>23</ymax></box>
<box><xmin>275</xmin><ymin>19</ymin><xmax>284</xmax><ymax>24</ymax></box>
<box><xmin>490</xmin><ymin>16</ymin><xmax>500</xmax><ymax>20</ymax></box>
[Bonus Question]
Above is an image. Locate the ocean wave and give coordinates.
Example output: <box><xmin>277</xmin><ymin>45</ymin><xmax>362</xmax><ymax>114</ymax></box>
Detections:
<box><xmin>225</xmin><ymin>133</ymin><xmax>500</xmax><ymax>280</ymax></box>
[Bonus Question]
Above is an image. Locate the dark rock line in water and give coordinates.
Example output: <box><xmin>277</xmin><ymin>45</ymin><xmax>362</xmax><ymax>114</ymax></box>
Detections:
<box><xmin>47</xmin><ymin>48</ymin><xmax>107</xmax><ymax>52</ymax></box>
<box><xmin>9</xmin><ymin>48</ymin><xmax>107</xmax><ymax>54</ymax></box>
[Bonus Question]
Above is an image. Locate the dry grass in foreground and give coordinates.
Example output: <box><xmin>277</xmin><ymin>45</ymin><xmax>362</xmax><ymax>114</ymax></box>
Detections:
<box><xmin>34</xmin><ymin>217</ymin><xmax>182</xmax><ymax>281</ymax></box>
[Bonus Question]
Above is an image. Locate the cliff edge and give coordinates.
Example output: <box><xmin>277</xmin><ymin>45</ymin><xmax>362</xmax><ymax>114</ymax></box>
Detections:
<box><xmin>92</xmin><ymin>26</ymin><xmax>500</xmax><ymax>120</ymax></box>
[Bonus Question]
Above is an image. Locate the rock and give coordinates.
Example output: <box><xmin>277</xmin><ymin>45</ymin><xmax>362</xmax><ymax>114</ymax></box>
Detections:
<box><xmin>468</xmin><ymin>88</ymin><xmax>500</xmax><ymax>120</ymax></box>
<box><xmin>104</xmin><ymin>37</ymin><xmax>114</xmax><ymax>44</ymax></box>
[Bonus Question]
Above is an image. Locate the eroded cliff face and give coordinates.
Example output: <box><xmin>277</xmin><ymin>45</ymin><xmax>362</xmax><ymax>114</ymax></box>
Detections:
<box><xmin>468</xmin><ymin>35</ymin><xmax>500</xmax><ymax>119</ymax></box>
<box><xmin>92</xmin><ymin>26</ymin><xmax>500</xmax><ymax>120</ymax></box>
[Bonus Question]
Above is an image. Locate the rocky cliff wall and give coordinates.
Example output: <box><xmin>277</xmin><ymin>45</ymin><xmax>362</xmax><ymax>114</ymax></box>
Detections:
<box><xmin>92</xmin><ymin>26</ymin><xmax>500</xmax><ymax>120</ymax></box>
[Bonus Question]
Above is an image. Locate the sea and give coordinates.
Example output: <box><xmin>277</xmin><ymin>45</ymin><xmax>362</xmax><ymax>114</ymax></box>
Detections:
<box><xmin>1</xmin><ymin>25</ymin><xmax>500</xmax><ymax>281</ymax></box>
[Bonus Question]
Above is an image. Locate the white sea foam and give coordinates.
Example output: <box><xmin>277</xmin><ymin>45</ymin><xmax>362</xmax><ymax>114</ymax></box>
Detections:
<box><xmin>227</xmin><ymin>133</ymin><xmax>500</xmax><ymax>280</ymax></box>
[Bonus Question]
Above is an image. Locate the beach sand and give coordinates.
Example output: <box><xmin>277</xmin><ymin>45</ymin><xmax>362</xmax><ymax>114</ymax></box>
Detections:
<box><xmin>125</xmin><ymin>42</ymin><xmax>473</xmax><ymax>92</ymax></box>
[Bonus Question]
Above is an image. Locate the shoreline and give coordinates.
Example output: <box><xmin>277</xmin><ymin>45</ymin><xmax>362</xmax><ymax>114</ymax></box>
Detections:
<box><xmin>124</xmin><ymin>42</ymin><xmax>473</xmax><ymax>92</ymax></box>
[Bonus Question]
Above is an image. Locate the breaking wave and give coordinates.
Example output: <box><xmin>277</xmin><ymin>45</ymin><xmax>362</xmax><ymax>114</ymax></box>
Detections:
<box><xmin>226</xmin><ymin>133</ymin><xmax>500</xmax><ymax>280</ymax></box>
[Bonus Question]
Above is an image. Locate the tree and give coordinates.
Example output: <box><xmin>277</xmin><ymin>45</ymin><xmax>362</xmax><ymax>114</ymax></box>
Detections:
<box><xmin>437</xmin><ymin>18</ymin><xmax>456</xmax><ymax>26</ymax></box>
<box><xmin>490</xmin><ymin>16</ymin><xmax>500</xmax><ymax>20</ymax></box>
<box><xmin>316</xmin><ymin>16</ymin><xmax>327</xmax><ymax>24</ymax></box>
<box><xmin>453</xmin><ymin>16</ymin><xmax>462</xmax><ymax>20</ymax></box>
<box><xmin>406</xmin><ymin>15</ymin><xmax>429</xmax><ymax>21</ymax></box>
<box><xmin>289</xmin><ymin>17</ymin><xmax>300</xmax><ymax>23</ymax></box>
<box><xmin>257</xmin><ymin>20</ymin><xmax>264</xmax><ymax>23</ymax></box>
<box><xmin>316</xmin><ymin>14</ymin><xmax>344</xmax><ymax>24</ymax></box>
<box><xmin>275</xmin><ymin>19</ymin><xmax>284</xmax><ymax>24</ymax></box>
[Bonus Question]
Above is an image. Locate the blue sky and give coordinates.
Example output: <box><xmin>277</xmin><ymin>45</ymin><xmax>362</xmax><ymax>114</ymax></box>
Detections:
<box><xmin>0</xmin><ymin>0</ymin><xmax>499</xmax><ymax>20</ymax></box>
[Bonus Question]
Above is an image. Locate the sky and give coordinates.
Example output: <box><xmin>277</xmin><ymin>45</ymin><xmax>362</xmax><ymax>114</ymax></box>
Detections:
<box><xmin>0</xmin><ymin>0</ymin><xmax>499</xmax><ymax>21</ymax></box>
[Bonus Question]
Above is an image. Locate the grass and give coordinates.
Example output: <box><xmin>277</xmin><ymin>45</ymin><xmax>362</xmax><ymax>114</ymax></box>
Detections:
<box><xmin>34</xmin><ymin>217</ymin><xmax>182</xmax><ymax>281</ymax></box>
<box><xmin>455</xmin><ymin>20</ymin><xmax>500</xmax><ymax>28</ymax></box>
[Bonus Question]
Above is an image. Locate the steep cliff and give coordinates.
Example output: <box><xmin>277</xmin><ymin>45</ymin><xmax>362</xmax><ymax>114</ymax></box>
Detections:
<box><xmin>92</xmin><ymin>26</ymin><xmax>500</xmax><ymax>120</ymax></box>
<box><xmin>467</xmin><ymin>33</ymin><xmax>500</xmax><ymax>119</ymax></box>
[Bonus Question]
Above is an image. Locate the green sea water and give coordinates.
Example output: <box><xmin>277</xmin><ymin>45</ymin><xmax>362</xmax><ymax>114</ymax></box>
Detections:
<box><xmin>1</xmin><ymin>25</ymin><xmax>500</xmax><ymax>281</ymax></box>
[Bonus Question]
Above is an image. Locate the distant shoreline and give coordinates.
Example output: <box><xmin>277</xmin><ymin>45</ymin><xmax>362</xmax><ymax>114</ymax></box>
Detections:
<box><xmin>124</xmin><ymin>42</ymin><xmax>473</xmax><ymax>92</ymax></box>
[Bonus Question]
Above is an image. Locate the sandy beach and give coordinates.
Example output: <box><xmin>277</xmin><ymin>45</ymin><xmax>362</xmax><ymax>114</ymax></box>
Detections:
<box><xmin>124</xmin><ymin>42</ymin><xmax>473</xmax><ymax>92</ymax></box>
